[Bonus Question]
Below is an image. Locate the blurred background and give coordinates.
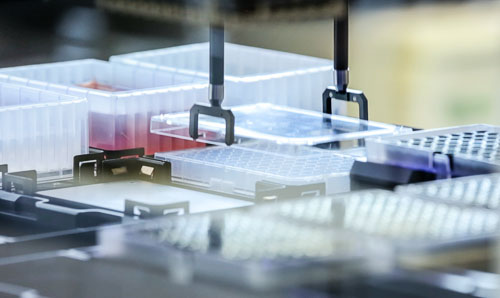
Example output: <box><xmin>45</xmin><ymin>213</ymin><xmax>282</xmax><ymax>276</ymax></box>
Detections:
<box><xmin>0</xmin><ymin>0</ymin><xmax>499</xmax><ymax>129</ymax></box>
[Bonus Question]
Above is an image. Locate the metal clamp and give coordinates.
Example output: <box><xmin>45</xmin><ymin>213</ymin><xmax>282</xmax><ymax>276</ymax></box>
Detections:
<box><xmin>102</xmin><ymin>157</ymin><xmax>172</xmax><ymax>184</ymax></box>
<box><xmin>189</xmin><ymin>25</ymin><xmax>235</xmax><ymax>146</ymax></box>
<box><xmin>255</xmin><ymin>180</ymin><xmax>326</xmax><ymax>202</ymax></box>
<box><xmin>99</xmin><ymin>147</ymin><xmax>145</xmax><ymax>160</ymax></box>
<box><xmin>334</xmin><ymin>69</ymin><xmax>349</xmax><ymax>93</ymax></box>
<box><xmin>432</xmin><ymin>153</ymin><xmax>453</xmax><ymax>179</ymax></box>
<box><xmin>189</xmin><ymin>104</ymin><xmax>235</xmax><ymax>146</ymax></box>
<box><xmin>323</xmin><ymin>86</ymin><xmax>368</xmax><ymax>120</ymax></box>
<box><xmin>125</xmin><ymin>199</ymin><xmax>189</xmax><ymax>219</ymax></box>
<box><xmin>0</xmin><ymin>164</ymin><xmax>7</xmax><ymax>180</ymax></box>
<box><xmin>2</xmin><ymin>170</ymin><xmax>37</xmax><ymax>195</ymax></box>
<box><xmin>209</xmin><ymin>84</ymin><xmax>224</xmax><ymax>104</ymax></box>
<box><xmin>74</xmin><ymin>147</ymin><xmax>146</xmax><ymax>184</ymax></box>
<box><xmin>73</xmin><ymin>152</ymin><xmax>105</xmax><ymax>184</ymax></box>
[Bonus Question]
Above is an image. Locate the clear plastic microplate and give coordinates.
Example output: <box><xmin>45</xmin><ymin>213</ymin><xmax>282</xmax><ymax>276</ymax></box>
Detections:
<box><xmin>155</xmin><ymin>142</ymin><xmax>355</xmax><ymax>198</ymax></box>
<box><xmin>254</xmin><ymin>189</ymin><xmax>499</xmax><ymax>270</ymax></box>
<box><xmin>256</xmin><ymin>190</ymin><xmax>499</xmax><ymax>251</ymax></box>
<box><xmin>366</xmin><ymin>124</ymin><xmax>500</xmax><ymax>176</ymax></box>
<box><xmin>396</xmin><ymin>173</ymin><xmax>500</xmax><ymax>209</ymax></box>
<box><xmin>113</xmin><ymin>209</ymin><xmax>391</xmax><ymax>290</ymax></box>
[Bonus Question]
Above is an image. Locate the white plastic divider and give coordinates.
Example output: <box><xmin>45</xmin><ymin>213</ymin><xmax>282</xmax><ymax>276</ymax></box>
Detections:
<box><xmin>0</xmin><ymin>82</ymin><xmax>88</xmax><ymax>175</ymax></box>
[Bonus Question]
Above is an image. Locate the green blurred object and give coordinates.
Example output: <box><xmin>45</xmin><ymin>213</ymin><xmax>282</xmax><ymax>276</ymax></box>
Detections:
<box><xmin>445</xmin><ymin>94</ymin><xmax>491</xmax><ymax>122</ymax></box>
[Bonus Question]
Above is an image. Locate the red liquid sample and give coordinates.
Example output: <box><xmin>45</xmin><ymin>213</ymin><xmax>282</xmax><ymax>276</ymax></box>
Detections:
<box><xmin>81</xmin><ymin>81</ymin><xmax>204</xmax><ymax>154</ymax></box>
<box><xmin>79</xmin><ymin>81</ymin><xmax>126</xmax><ymax>92</ymax></box>
<box><xmin>89</xmin><ymin>111</ymin><xmax>204</xmax><ymax>155</ymax></box>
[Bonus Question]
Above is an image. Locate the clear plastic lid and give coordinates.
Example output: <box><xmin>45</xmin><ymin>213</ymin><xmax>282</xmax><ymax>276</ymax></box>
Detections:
<box><xmin>151</xmin><ymin>103</ymin><xmax>406</xmax><ymax>147</ymax></box>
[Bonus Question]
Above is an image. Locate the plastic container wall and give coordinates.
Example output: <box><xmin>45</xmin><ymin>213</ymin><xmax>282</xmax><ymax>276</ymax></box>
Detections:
<box><xmin>0</xmin><ymin>83</ymin><xmax>88</xmax><ymax>175</ymax></box>
<box><xmin>111</xmin><ymin>43</ymin><xmax>339</xmax><ymax>113</ymax></box>
<box><xmin>0</xmin><ymin>59</ymin><xmax>206</xmax><ymax>154</ymax></box>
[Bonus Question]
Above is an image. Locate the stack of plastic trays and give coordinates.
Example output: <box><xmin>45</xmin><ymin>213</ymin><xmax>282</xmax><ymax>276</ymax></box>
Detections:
<box><xmin>0</xmin><ymin>82</ymin><xmax>88</xmax><ymax>176</ymax></box>
<box><xmin>396</xmin><ymin>174</ymin><xmax>500</xmax><ymax>210</ymax></box>
<box><xmin>113</xmin><ymin>210</ymin><xmax>390</xmax><ymax>290</ymax></box>
<box><xmin>111</xmin><ymin>43</ymin><xmax>339</xmax><ymax>113</ymax></box>
<box><xmin>152</xmin><ymin>104</ymin><xmax>408</xmax><ymax>197</ymax></box>
<box><xmin>155</xmin><ymin>143</ymin><xmax>354</xmax><ymax>198</ymax></box>
<box><xmin>0</xmin><ymin>59</ymin><xmax>206</xmax><ymax>155</ymax></box>
<box><xmin>257</xmin><ymin>190</ymin><xmax>499</xmax><ymax>258</ymax></box>
<box><xmin>366</xmin><ymin>124</ymin><xmax>500</xmax><ymax>177</ymax></box>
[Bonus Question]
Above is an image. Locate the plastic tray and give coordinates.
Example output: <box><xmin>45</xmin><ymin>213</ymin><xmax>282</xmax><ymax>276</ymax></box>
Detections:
<box><xmin>0</xmin><ymin>179</ymin><xmax>251</xmax><ymax>259</ymax></box>
<box><xmin>38</xmin><ymin>180</ymin><xmax>253</xmax><ymax>214</ymax></box>
<box><xmin>111</xmin><ymin>42</ymin><xmax>340</xmax><ymax>113</ymax></box>
<box><xmin>155</xmin><ymin>142</ymin><xmax>354</xmax><ymax>198</ymax></box>
<box><xmin>396</xmin><ymin>174</ymin><xmax>500</xmax><ymax>210</ymax></box>
<box><xmin>0</xmin><ymin>59</ymin><xmax>206</xmax><ymax>155</ymax></box>
<box><xmin>366</xmin><ymin>125</ymin><xmax>500</xmax><ymax>177</ymax></box>
<box><xmin>116</xmin><ymin>211</ymin><xmax>389</xmax><ymax>290</ymax></box>
<box><xmin>256</xmin><ymin>190</ymin><xmax>499</xmax><ymax>251</ymax></box>
<box><xmin>0</xmin><ymin>188</ymin><xmax>122</xmax><ymax>259</ymax></box>
<box><xmin>0</xmin><ymin>82</ymin><xmax>88</xmax><ymax>175</ymax></box>
<box><xmin>151</xmin><ymin>103</ymin><xmax>406</xmax><ymax>147</ymax></box>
